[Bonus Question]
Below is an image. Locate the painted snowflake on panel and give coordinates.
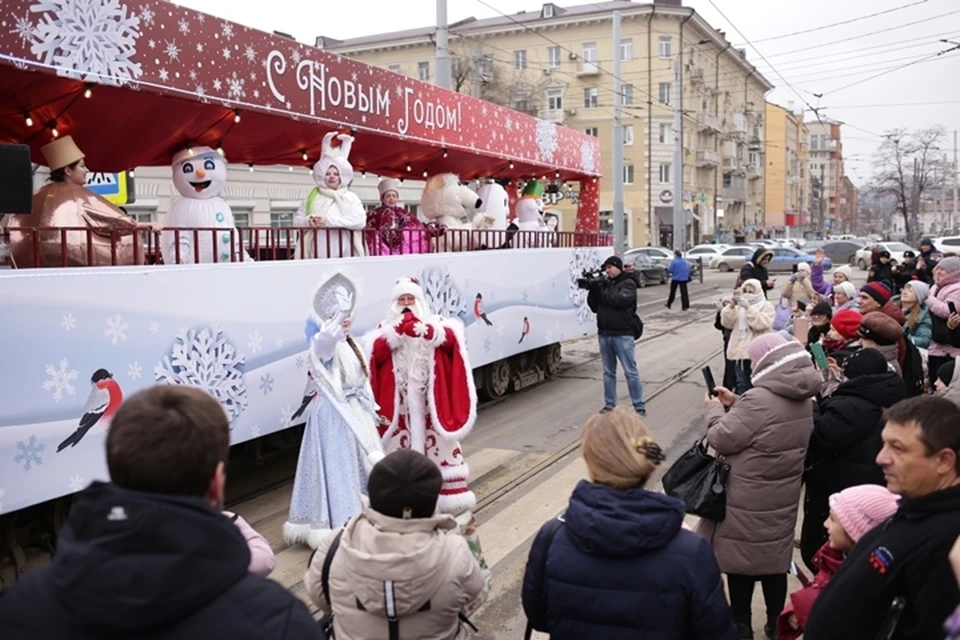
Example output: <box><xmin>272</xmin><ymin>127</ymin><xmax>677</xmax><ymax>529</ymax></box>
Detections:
<box><xmin>154</xmin><ymin>326</ymin><xmax>249</xmax><ymax>421</ymax></box>
<box><xmin>535</xmin><ymin>119</ymin><xmax>559</xmax><ymax>162</ymax></box>
<box><xmin>27</xmin><ymin>0</ymin><xmax>143</xmax><ymax>86</ymax></box>
<box><xmin>14</xmin><ymin>434</ymin><xmax>45</xmax><ymax>472</ymax></box>
<box><xmin>420</xmin><ymin>267</ymin><xmax>466</xmax><ymax>319</ymax></box>
<box><xmin>0</xmin><ymin>488</ymin><xmax>5</xmax><ymax>513</ymax></box>
<box><xmin>580</xmin><ymin>140</ymin><xmax>596</xmax><ymax>173</ymax></box>
<box><xmin>43</xmin><ymin>357</ymin><xmax>79</xmax><ymax>402</ymax></box>
<box><xmin>568</xmin><ymin>248</ymin><xmax>602</xmax><ymax>324</ymax></box>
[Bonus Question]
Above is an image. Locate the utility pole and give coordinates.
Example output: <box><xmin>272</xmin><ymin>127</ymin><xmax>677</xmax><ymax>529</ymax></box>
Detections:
<box><xmin>612</xmin><ymin>11</ymin><xmax>625</xmax><ymax>255</ymax></box>
<box><xmin>953</xmin><ymin>130</ymin><xmax>958</xmax><ymax>232</ymax></box>
<box><xmin>672</xmin><ymin>50</ymin><xmax>683</xmax><ymax>249</ymax></box>
<box><xmin>435</xmin><ymin>0</ymin><xmax>451</xmax><ymax>89</ymax></box>
<box><xmin>819</xmin><ymin>163</ymin><xmax>826</xmax><ymax>234</ymax></box>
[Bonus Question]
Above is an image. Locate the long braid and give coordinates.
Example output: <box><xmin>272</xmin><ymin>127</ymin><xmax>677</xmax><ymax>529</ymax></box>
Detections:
<box><xmin>346</xmin><ymin>335</ymin><xmax>369</xmax><ymax>379</ymax></box>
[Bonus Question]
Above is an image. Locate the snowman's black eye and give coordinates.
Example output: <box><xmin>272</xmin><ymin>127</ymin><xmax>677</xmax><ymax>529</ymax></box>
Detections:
<box><xmin>181</xmin><ymin>162</ymin><xmax>194</xmax><ymax>174</ymax></box>
<box><xmin>204</xmin><ymin>159</ymin><xmax>216</xmax><ymax>171</ymax></box>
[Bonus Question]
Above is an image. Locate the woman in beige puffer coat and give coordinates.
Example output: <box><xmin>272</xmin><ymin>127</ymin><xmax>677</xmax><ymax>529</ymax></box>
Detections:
<box><xmin>720</xmin><ymin>278</ymin><xmax>775</xmax><ymax>393</ymax></box>
<box><xmin>305</xmin><ymin>450</ymin><xmax>485</xmax><ymax>640</ymax></box>
<box><xmin>697</xmin><ymin>333</ymin><xmax>820</xmax><ymax>639</ymax></box>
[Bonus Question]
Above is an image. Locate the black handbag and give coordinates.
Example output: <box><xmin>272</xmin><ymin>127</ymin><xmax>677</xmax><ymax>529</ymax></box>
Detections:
<box><xmin>662</xmin><ymin>438</ymin><xmax>730</xmax><ymax>522</ymax></box>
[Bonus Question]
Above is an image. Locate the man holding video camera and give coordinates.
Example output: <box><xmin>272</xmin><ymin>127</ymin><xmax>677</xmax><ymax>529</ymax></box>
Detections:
<box><xmin>583</xmin><ymin>256</ymin><xmax>646</xmax><ymax>416</ymax></box>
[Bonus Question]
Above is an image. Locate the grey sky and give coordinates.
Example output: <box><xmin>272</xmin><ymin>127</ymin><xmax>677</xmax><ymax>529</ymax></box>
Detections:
<box><xmin>174</xmin><ymin>0</ymin><xmax>960</xmax><ymax>186</ymax></box>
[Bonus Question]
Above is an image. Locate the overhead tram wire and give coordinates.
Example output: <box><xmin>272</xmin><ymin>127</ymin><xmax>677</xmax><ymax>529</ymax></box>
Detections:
<box><xmin>825</xmin><ymin>42</ymin><xmax>960</xmax><ymax>95</ymax></box>
<box><xmin>745</xmin><ymin>0</ymin><xmax>932</xmax><ymax>44</ymax></box>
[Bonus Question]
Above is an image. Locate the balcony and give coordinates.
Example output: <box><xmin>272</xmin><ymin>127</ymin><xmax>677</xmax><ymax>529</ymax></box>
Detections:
<box><xmin>697</xmin><ymin>149</ymin><xmax>720</xmax><ymax>167</ymax></box>
<box><xmin>577</xmin><ymin>61</ymin><xmax>600</xmax><ymax>76</ymax></box>
<box><xmin>538</xmin><ymin>108</ymin><xmax>565</xmax><ymax>123</ymax></box>
<box><xmin>722</xmin><ymin>156</ymin><xmax>741</xmax><ymax>172</ymax></box>
<box><xmin>723</xmin><ymin>186</ymin><xmax>747</xmax><ymax>202</ymax></box>
<box><xmin>746</xmin><ymin>163</ymin><xmax>762</xmax><ymax>179</ymax></box>
<box><xmin>698</xmin><ymin>114</ymin><xmax>721</xmax><ymax>133</ymax></box>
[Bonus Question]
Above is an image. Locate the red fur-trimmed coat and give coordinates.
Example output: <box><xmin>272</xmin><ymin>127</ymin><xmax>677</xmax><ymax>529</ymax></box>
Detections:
<box><xmin>366</xmin><ymin>314</ymin><xmax>478</xmax><ymax>513</ymax></box>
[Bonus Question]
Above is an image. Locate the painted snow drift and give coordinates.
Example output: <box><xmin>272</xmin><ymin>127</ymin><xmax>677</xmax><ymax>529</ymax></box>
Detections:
<box><xmin>0</xmin><ymin>247</ymin><xmax>608</xmax><ymax>514</ymax></box>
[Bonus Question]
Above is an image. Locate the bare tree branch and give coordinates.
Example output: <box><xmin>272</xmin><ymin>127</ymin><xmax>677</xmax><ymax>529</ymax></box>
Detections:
<box><xmin>871</xmin><ymin>126</ymin><xmax>946</xmax><ymax>239</ymax></box>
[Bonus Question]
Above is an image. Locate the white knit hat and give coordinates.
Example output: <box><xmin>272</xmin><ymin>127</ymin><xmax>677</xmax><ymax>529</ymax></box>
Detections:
<box><xmin>833</xmin><ymin>264</ymin><xmax>853</xmax><ymax>281</ymax></box>
<box><xmin>378</xmin><ymin>178</ymin><xmax>401</xmax><ymax>199</ymax></box>
<box><xmin>835</xmin><ymin>281</ymin><xmax>857</xmax><ymax>300</ymax></box>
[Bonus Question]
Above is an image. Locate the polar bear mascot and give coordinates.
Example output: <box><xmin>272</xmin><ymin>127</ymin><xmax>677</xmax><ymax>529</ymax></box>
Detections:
<box><xmin>473</xmin><ymin>181</ymin><xmax>511</xmax><ymax>249</ymax></box>
<box><xmin>420</xmin><ymin>173</ymin><xmax>487</xmax><ymax>252</ymax></box>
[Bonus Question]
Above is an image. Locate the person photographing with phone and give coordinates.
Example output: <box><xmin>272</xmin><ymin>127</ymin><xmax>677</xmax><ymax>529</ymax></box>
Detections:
<box><xmin>719</xmin><ymin>279</ymin><xmax>775</xmax><ymax>394</ymax></box>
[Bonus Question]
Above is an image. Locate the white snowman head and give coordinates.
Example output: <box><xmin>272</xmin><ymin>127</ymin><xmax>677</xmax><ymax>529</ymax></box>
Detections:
<box><xmin>171</xmin><ymin>146</ymin><xmax>227</xmax><ymax>200</ymax></box>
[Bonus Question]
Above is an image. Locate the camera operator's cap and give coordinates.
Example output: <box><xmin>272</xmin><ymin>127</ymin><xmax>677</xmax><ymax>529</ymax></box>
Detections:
<box><xmin>368</xmin><ymin>450</ymin><xmax>442</xmax><ymax>520</ymax></box>
<box><xmin>602</xmin><ymin>255</ymin><xmax>623</xmax><ymax>270</ymax></box>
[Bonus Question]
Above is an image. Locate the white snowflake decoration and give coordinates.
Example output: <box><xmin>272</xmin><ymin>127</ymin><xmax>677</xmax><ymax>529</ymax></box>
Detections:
<box><xmin>28</xmin><ymin>0</ymin><xmax>143</xmax><ymax>87</ymax></box>
<box><xmin>291</xmin><ymin>48</ymin><xmax>302</xmax><ymax>64</ymax></box>
<box><xmin>139</xmin><ymin>4</ymin><xmax>154</xmax><ymax>26</ymax></box>
<box><xmin>220</xmin><ymin>21</ymin><xmax>234</xmax><ymax>40</ymax></box>
<box><xmin>226</xmin><ymin>71</ymin><xmax>245</xmax><ymax>100</ymax></box>
<box><xmin>278</xmin><ymin>404</ymin><xmax>293</xmax><ymax>428</ymax></box>
<box><xmin>68</xmin><ymin>474</ymin><xmax>84</xmax><ymax>491</ymax></box>
<box><xmin>104</xmin><ymin>314</ymin><xmax>129</xmax><ymax>346</ymax></box>
<box><xmin>164</xmin><ymin>40</ymin><xmax>180</xmax><ymax>61</ymax></box>
<box><xmin>149</xmin><ymin>321</ymin><xmax>160</xmax><ymax>334</ymax></box>
<box><xmin>568</xmin><ymin>248</ymin><xmax>602</xmax><ymax>324</ymax></box>
<box><xmin>177</xmin><ymin>18</ymin><xmax>189</xmax><ymax>35</ymax></box>
<box><xmin>247</xmin><ymin>331</ymin><xmax>262</xmax><ymax>353</ymax></box>
<box><xmin>128</xmin><ymin>362</ymin><xmax>142</xmax><ymax>380</ymax></box>
<box><xmin>580</xmin><ymin>140</ymin><xmax>596</xmax><ymax>173</ymax></box>
<box><xmin>251</xmin><ymin>424</ymin><xmax>261</xmax><ymax>438</ymax></box>
<box><xmin>11</xmin><ymin>12</ymin><xmax>32</xmax><ymax>45</ymax></box>
<box><xmin>535</xmin><ymin>119</ymin><xmax>559</xmax><ymax>162</ymax></box>
<box><xmin>42</xmin><ymin>357</ymin><xmax>79</xmax><ymax>402</ymax></box>
<box><xmin>0</xmin><ymin>488</ymin><xmax>5</xmax><ymax>514</ymax></box>
<box><xmin>61</xmin><ymin>313</ymin><xmax>76</xmax><ymax>331</ymax></box>
<box><xmin>14</xmin><ymin>434</ymin><xmax>45</xmax><ymax>472</ymax></box>
<box><xmin>420</xmin><ymin>267</ymin><xmax>466</xmax><ymax>319</ymax></box>
<box><xmin>154</xmin><ymin>326</ymin><xmax>249</xmax><ymax>421</ymax></box>
<box><xmin>244</xmin><ymin>45</ymin><xmax>256</xmax><ymax>63</ymax></box>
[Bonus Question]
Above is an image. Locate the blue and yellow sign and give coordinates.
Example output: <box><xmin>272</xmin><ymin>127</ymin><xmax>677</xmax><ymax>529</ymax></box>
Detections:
<box><xmin>85</xmin><ymin>172</ymin><xmax>135</xmax><ymax>205</ymax></box>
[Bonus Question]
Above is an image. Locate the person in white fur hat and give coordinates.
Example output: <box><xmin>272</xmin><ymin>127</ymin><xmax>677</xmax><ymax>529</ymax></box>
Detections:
<box><xmin>366</xmin><ymin>276</ymin><xmax>478</xmax><ymax>513</ymax></box>
<box><xmin>294</xmin><ymin>132</ymin><xmax>366</xmax><ymax>259</ymax></box>
<box><xmin>365</xmin><ymin>178</ymin><xmax>444</xmax><ymax>255</ymax></box>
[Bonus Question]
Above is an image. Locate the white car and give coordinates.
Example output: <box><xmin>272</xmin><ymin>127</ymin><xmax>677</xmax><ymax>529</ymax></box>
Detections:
<box><xmin>854</xmin><ymin>242</ymin><xmax>915</xmax><ymax>270</ymax></box>
<box><xmin>683</xmin><ymin>244</ymin><xmax>729</xmax><ymax>262</ymax></box>
<box><xmin>625</xmin><ymin>246</ymin><xmax>674</xmax><ymax>268</ymax></box>
<box><xmin>933</xmin><ymin>236</ymin><xmax>960</xmax><ymax>253</ymax></box>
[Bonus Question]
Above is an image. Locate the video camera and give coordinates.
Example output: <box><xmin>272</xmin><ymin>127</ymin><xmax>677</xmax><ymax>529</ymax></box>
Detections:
<box><xmin>576</xmin><ymin>269</ymin><xmax>606</xmax><ymax>290</ymax></box>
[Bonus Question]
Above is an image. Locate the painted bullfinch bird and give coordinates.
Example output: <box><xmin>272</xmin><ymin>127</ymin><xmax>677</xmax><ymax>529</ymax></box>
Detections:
<box><xmin>474</xmin><ymin>293</ymin><xmax>493</xmax><ymax>326</ymax></box>
<box><xmin>57</xmin><ymin>369</ymin><xmax>122</xmax><ymax>452</ymax></box>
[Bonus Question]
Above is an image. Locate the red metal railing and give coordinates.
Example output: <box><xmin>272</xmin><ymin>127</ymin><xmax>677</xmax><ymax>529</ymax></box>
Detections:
<box><xmin>0</xmin><ymin>226</ymin><xmax>613</xmax><ymax>268</ymax></box>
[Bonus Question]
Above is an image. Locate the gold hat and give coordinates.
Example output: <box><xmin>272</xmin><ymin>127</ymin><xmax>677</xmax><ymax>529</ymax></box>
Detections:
<box><xmin>41</xmin><ymin>135</ymin><xmax>85</xmax><ymax>171</ymax></box>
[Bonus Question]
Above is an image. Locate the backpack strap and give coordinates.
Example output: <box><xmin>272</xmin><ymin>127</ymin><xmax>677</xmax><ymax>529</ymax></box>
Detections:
<box><xmin>524</xmin><ymin>515</ymin><xmax>565</xmax><ymax>640</ymax></box>
<box><xmin>321</xmin><ymin>530</ymin><xmax>345</xmax><ymax>608</ymax></box>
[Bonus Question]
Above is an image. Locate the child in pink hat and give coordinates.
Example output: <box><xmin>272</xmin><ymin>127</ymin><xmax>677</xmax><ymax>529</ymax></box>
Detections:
<box><xmin>778</xmin><ymin>484</ymin><xmax>899</xmax><ymax>639</ymax></box>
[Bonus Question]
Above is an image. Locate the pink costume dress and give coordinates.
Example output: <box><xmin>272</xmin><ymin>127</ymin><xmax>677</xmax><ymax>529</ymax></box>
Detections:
<box><xmin>365</xmin><ymin>205</ymin><xmax>444</xmax><ymax>256</ymax></box>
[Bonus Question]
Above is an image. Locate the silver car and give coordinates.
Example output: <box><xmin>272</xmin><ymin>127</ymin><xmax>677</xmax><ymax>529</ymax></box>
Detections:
<box><xmin>711</xmin><ymin>246</ymin><xmax>755</xmax><ymax>272</ymax></box>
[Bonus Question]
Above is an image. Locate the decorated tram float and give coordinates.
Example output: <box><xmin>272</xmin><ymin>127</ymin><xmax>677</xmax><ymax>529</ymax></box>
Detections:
<box><xmin>0</xmin><ymin>0</ymin><xmax>610</xmax><ymax>569</ymax></box>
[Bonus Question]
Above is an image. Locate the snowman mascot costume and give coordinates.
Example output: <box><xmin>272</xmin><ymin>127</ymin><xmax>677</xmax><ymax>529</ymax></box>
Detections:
<box><xmin>514</xmin><ymin>180</ymin><xmax>548</xmax><ymax>231</ymax></box>
<box><xmin>161</xmin><ymin>146</ymin><xmax>251</xmax><ymax>264</ymax></box>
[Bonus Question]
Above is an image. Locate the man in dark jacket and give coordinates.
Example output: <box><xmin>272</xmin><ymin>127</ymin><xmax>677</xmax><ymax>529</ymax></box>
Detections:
<box><xmin>805</xmin><ymin>395</ymin><xmax>960</xmax><ymax>639</ymax></box>
<box><xmin>917</xmin><ymin>237</ymin><xmax>941</xmax><ymax>283</ymax></box>
<box><xmin>587</xmin><ymin>255</ymin><xmax>646</xmax><ymax>415</ymax></box>
<box><xmin>894</xmin><ymin>250</ymin><xmax>919</xmax><ymax>293</ymax></box>
<box><xmin>0</xmin><ymin>385</ymin><xmax>319</xmax><ymax>640</ymax></box>
<box><xmin>738</xmin><ymin>248</ymin><xmax>775</xmax><ymax>297</ymax></box>
<box><xmin>868</xmin><ymin>251</ymin><xmax>896</xmax><ymax>291</ymax></box>
<box><xmin>800</xmin><ymin>348</ymin><xmax>908</xmax><ymax>570</ymax></box>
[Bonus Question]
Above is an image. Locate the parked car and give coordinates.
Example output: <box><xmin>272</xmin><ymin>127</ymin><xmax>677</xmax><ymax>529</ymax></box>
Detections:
<box><xmin>684</xmin><ymin>244</ymin><xmax>728</xmax><ymax>261</ymax></box>
<box><xmin>710</xmin><ymin>245</ymin><xmax>756</xmax><ymax>272</ymax></box>
<box><xmin>934</xmin><ymin>236</ymin><xmax>960</xmax><ymax>254</ymax></box>
<box><xmin>854</xmin><ymin>242</ymin><xmax>915</xmax><ymax>270</ymax></box>
<box><xmin>625</xmin><ymin>246</ymin><xmax>674</xmax><ymax>268</ymax></box>
<box><xmin>768</xmin><ymin>246</ymin><xmax>833</xmax><ymax>272</ymax></box>
<box><xmin>805</xmin><ymin>240</ymin><xmax>863</xmax><ymax>266</ymax></box>
<box><xmin>624</xmin><ymin>253</ymin><xmax>669</xmax><ymax>287</ymax></box>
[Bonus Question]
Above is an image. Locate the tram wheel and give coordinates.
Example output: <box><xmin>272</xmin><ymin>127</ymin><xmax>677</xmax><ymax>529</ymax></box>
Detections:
<box><xmin>543</xmin><ymin>344</ymin><xmax>562</xmax><ymax>379</ymax></box>
<box><xmin>482</xmin><ymin>360</ymin><xmax>512</xmax><ymax>400</ymax></box>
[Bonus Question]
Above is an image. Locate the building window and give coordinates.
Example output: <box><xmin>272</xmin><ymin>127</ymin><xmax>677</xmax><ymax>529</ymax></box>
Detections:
<box><xmin>621</xmin><ymin>84</ymin><xmax>634</xmax><ymax>106</ymax></box>
<box><xmin>547</xmin><ymin>89</ymin><xmax>563</xmax><ymax>111</ymax></box>
<box><xmin>620</xmin><ymin>38</ymin><xmax>633</xmax><ymax>61</ymax></box>
<box><xmin>585</xmin><ymin>127</ymin><xmax>598</xmax><ymax>137</ymax></box>
<box><xmin>270</xmin><ymin>211</ymin><xmax>295</xmax><ymax>243</ymax></box>
<box><xmin>624</xmin><ymin>125</ymin><xmax>634</xmax><ymax>145</ymax></box>
<box><xmin>583</xmin><ymin>87</ymin><xmax>598</xmax><ymax>108</ymax></box>
<box><xmin>233</xmin><ymin>212</ymin><xmax>250</xmax><ymax>228</ymax></box>
<box><xmin>418</xmin><ymin>62</ymin><xmax>430</xmax><ymax>81</ymax></box>
<box><xmin>548</xmin><ymin>46</ymin><xmax>561</xmax><ymax>68</ymax></box>
<box><xmin>582</xmin><ymin>42</ymin><xmax>597</xmax><ymax>62</ymax></box>
<box><xmin>543</xmin><ymin>3</ymin><xmax>554</xmax><ymax>18</ymax></box>
<box><xmin>659</xmin><ymin>123</ymin><xmax>671</xmax><ymax>144</ymax></box>
<box><xmin>658</xmin><ymin>82</ymin><xmax>671</xmax><ymax>105</ymax></box>
<box><xmin>514</xmin><ymin>50</ymin><xmax>527</xmax><ymax>71</ymax></box>
<box><xmin>388</xmin><ymin>64</ymin><xmax>401</xmax><ymax>73</ymax></box>
<box><xmin>659</xmin><ymin>36</ymin><xmax>672</xmax><ymax>59</ymax></box>
<box><xmin>623</xmin><ymin>164</ymin><xmax>635</xmax><ymax>185</ymax></box>
<box><xmin>659</xmin><ymin>163</ymin><xmax>672</xmax><ymax>184</ymax></box>
<box><xmin>513</xmin><ymin>98</ymin><xmax>530</xmax><ymax>113</ymax></box>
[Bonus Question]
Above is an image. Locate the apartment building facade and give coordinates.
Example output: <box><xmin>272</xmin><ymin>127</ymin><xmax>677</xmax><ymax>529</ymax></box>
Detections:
<box><xmin>320</xmin><ymin>0</ymin><xmax>772</xmax><ymax>248</ymax></box>
<box><xmin>764</xmin><ymin>101</ymin><xmax>809</xmax><ymax>232</ymax></box>
<box><xmin>806</xmin><ymin>118</ymin><xmax>846</xmax><ymax>233</ymax></box>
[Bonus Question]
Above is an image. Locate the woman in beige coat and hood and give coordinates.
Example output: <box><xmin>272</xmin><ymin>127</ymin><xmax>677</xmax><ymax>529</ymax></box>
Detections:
<box><xmin>305</xmin><ymin>450</ymin><xmax>485</xmax><ymax>640</ymax></box>
<box><xmin>698</xmin><ymin>333</ymin><xmax>820</xmax><ymax>640</ymax></box>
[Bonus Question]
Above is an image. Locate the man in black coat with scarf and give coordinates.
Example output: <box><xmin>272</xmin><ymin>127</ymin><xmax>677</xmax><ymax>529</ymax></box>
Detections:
<box><xmin>738</xmin><ymin>248</ymin><xmax>776</xmax><ymax>298</ymax></box>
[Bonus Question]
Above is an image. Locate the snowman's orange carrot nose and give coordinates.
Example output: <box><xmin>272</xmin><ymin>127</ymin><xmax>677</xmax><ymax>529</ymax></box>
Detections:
<box><xmin>196</xmin><ymin>168</ymin><xmax>207</xmax><ymax>179</ymax></box>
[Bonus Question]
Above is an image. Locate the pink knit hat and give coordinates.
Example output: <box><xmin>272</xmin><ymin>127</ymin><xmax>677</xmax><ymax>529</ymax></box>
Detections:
<box><xmin>747</xmin><ymin>332</ymin><xmax>787</xmax><ymax>364</ymax></box>
<box><xmin>828</xmin><ymin>484</ymin><xmax>899</xmax><ymax>543</ymax></box>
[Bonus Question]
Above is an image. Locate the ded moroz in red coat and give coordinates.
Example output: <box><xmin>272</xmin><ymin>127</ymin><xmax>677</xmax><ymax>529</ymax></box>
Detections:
<box><xmin>366</xmin><ymin>278</ymin><xmax>478</xmax><ymax>514</ymax></box>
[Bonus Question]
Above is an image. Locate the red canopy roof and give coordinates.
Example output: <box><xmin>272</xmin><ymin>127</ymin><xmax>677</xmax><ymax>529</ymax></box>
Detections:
<box><xmin>0</xmin><ymin>0</ymin><xmax>601</xmax><ymax>182</ymax></box>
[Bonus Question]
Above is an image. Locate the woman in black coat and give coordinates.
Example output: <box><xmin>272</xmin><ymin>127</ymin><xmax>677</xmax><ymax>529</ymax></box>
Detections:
<box><xmin>738</xmin><ymin>248</ymin><xmax>775</xmax><ymax>297</ymax></box>
<box><xmin>800</xmin><ymin>348</ymin><xmax>908</xmax><ymax>570</ymax></box>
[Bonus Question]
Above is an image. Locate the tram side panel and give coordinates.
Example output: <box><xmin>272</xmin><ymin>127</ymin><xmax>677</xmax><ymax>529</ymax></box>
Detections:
<box><xmin>0</xmin><ymin>246</ymin><xmax>611</xmax><ymax>515</ymax></box>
